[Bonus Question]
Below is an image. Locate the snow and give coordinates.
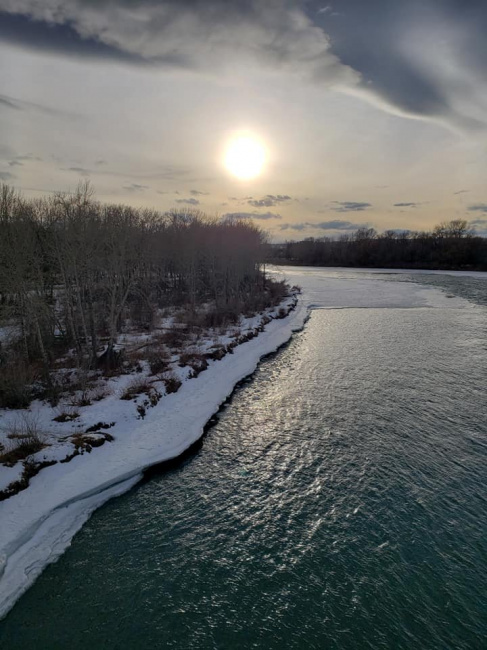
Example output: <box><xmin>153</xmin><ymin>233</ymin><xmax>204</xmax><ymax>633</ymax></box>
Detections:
<box><xmin>269</xmin><ymin>265</ymin><xmax>482</xmax><ymax>311</ymax></box>
<box><xmin>0</xmin><ymin>266</ymin><xmax>485</xmax><ymax>619</ymax></box>
<box><xmin>0</xmin><ymin>296</ymin><xmax>307</xmax><ymax>619</ymax></box>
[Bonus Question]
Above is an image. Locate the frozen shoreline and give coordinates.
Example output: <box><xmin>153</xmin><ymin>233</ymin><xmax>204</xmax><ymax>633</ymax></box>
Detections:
<box><xmin>0</xmin><ymin>297</ymin><xmax>309</xmax><ymax>620</ymax></box>
<box><xmin>1</xmin><ymin>265</ymin><xmax>485</xmax><ymax>620</ymax></box>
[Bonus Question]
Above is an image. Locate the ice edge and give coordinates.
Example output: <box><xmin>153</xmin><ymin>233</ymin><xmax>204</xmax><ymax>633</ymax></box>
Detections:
<box><xmin>0</xmin><ymin>299</ymin><xmax>309</xmax><ymax>620</ymax></box>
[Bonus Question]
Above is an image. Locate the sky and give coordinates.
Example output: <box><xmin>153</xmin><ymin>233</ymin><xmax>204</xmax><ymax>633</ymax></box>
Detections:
<box><xmin>0</xmin><ymin>0</ymin><xmax>486</xmax><ymax>240</ymax></box>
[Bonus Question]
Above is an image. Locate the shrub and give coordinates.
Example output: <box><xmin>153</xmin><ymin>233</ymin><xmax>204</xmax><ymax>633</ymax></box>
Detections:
<box><xmin>179</xmin><ymin>352</ymin><xmax>208</xmax><ymax>372</ymax></box>
<box><xmin>53</xmin><ymin>409</ymin><xmax>80</xmax><ymax>423</ymax></box>
<box><xmin>163</xmin><ymin>373</ymin><xmax>182</xmax><ymax>394</ymax></box>
<box><xmin>89</xmin><ymin>385</ymin><xmax>112</xmax><ymax>402</ymax></box>
<box><xmin>147</xmin><ymin>347</ymin><xmax>170</xmax><ymax>375</ymax></box>
<box><xmin>0</xmin><ymin>359</ymin><xmax>36</xmax><ymax>409</ymax></box>
<box><xmin>160</xmin><ymin>329</ymin><xmax>186</xmax><ymax>349</ymax></box>
<box><xmin>0</xmin><ymin>419</ymin><xmax>46</xmax><ymax>467</ymax></box>
<box><xmin>120</xmin><ymin>378</ymin><xmax>153</xmax><ymax>401</ymax></box>
<box><xmin>205</xmin><ymin>346</ymin><xmax>227</xmax><ymax>361</ymax></box>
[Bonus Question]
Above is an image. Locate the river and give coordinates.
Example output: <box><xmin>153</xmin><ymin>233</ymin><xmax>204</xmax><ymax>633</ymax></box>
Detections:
<box><xmin>0</xmin><ymin>269</ymin><xmax>486</xmax><ymax>649</ymax></box>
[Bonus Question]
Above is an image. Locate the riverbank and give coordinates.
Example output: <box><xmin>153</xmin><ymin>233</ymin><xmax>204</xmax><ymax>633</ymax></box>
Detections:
<box><xmin>0</xmin><ymin>293</ymin><xmax>308</xmax><ymax>619</ymax></box>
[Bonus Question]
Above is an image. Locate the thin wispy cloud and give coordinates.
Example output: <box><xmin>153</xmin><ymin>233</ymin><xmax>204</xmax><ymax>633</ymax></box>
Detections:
<box><xmin>176</xmin><ymin>197</ymin><xmax>200</xmax><ymax>205</ymax></box>
<box><xmin>123</xmin><ymin>183</ymin><xmax>149</xmax><ymax>192</ymax></box>
<box><xmin>468</xmin><ymin>204</ymin><xmax>487</xmax><ymax>213</ymax></box>
<box><xmin>248</xmin><ymin>195</ymin><xmax>292</xmax><ymax>208</ymax></box>
<box><xmin>223</xmin><ymin>211</ymin><xmax>282</xmax><ymax>221</ymax></box>
<box><xmin>330</xmin><ymin>201</ymin><xmax>372</xmax><ymax>212</ymax></box>
<box><xmin>280</xmin><ymin>219</ymin><xmax>367</xmax><ymax>231</ymax></box>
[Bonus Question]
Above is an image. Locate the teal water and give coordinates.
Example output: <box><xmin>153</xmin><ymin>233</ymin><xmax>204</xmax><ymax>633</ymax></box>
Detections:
<box><xmin>1</xmin><ymin>277</ymin><xmax>486</xmax><ymax>649</ymax></box>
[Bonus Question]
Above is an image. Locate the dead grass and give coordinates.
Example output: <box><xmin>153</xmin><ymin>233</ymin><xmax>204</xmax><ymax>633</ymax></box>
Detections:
<box><xmin>53</xmin><ymin>408</ymin><xmax>80</xmax><ymax>423</ymax></box>
<box><xmin>147</xmin><ymin>346</ymin><xmax>171</xmax><ymax>375</ymax></box>
<box><xmin>120</xmin><ymin>377</ymin><xmax>153</xmax><ymax>401</ymax></box>
<box><xmin>0</xmin><ymin>418</ymin><xmax>46</xmax><ymax>467</ymax></box>
<box><xmin>162</xmin><ymin>372</ymin><xmax>182</xmax><ymax>394</ymax></box>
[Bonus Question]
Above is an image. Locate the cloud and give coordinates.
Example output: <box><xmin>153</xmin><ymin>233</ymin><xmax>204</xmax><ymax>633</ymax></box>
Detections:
<box><xmin>0</xmin><ymin>1</ymin><xmax>358</xmax><ymax>88</ymax></box>
<box><xmin>316</xmin><ymin>0</ymin><xmax>487</xmax><ymax>132</ymax></box>
<box><xmin>190</xmin><ymin>189</ymin><xmax>208</xmax><ymax>196</ymax></box>
<box><xmin>60</xmin><ymin>164</ymin><xmax>189</xmax><ymax>182</ymax></box>
<box><xmin>467</xmin><ymin>204</ymin><xmax>487</xmax><ymax>213</ymax></box>
<box><xmin>65</xmin><ymin>166</ymin><xmax>91</xmax><ymax>177</ymax></box>
<box><xmin>470</xmin><ymin>218</ymin><xmax>487</xmax><ymax>236</ymax></box>
<box><xmin>279</xmin><ymin>219</ymin><xmax>367</xmax><ymax>231</ymax></box>
<box><xmin>393</xmin><ymin>202</ymin><xmax>420</xmax><ymax>208</ymax></box>
<box><xmin>0</xmin><ymin>92</ymin><xmax>74</xmax><ymax>117</ymax></box>
<box><xmin>123</xmin><ymin>183</ymin><xmax>149</xmax><ymax>192</ymax></box>
<box><xmin>2</xmin><ymin>1</ymin><xmax>486</xmax><ymax>135</ymax></box>
<box><xmin>223</xmin><ymin>211</ymin><xmax>282</xmax><ymax>221</ymax></box>
<box><xmin>0</xmin><ymin>171</ymin><xmax>15</xmax><ymax>180</ymax></box>
<box><xmin>14</xmin><ymin>154</ymin><xmax>42</xmax><ymax>162</ymax></box>
<box><xmin>8</xmin><ymin>160</ymin><xmax>23</xmax><ymax>167</ymax></box>
<box><xmin>279</xmin><ymin>223</ymin><xmax>308</xmax><ymax>231</ymax></box>
<box><xmin>248</xmin><ymin>194</ymin><xmax>292</xmax><ymax>207</ymax></box>
<box><xmin>0</xmin><ymin>94</ymin><xmax>21</xmax><ymax>110</ymax></box>
<box><xmin>454</xmin><ymin>189</ymin><xmax>469</xmax><ymax>195</ymax></box>
<box><xmin>330</xmin><ymin>201</ymin><xmax>372</xmax><ymax>212</ymax></box>
<box><xmin>176</xmin><ymin>197</ymin><xmax>200</xmax><ymax>205</ymax></box>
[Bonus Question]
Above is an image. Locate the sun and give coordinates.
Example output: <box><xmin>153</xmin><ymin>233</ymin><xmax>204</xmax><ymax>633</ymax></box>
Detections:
<box><xmin>224</xmin><ymin>133</ymin><xmax>267</xmax><ymax>180</ymax></box>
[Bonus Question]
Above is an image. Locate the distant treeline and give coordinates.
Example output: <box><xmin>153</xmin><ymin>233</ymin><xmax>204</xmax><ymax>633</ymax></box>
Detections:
<box><xmin>268</xmin><ymin>222</ymin><xmax>487</xmax><ymax>270</ymax></box>
<box><xmin>0</xmin><ymin>182</ymin><xmax>279</xmax><ymax>404</ymax></box>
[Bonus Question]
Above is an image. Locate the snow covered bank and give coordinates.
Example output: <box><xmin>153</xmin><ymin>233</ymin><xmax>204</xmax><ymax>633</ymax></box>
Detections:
<box><xmin>0</xmin><ymin>296</ymin><xmax>308</xmax><ymax>619</ymax></box>
<box><xmin>1</xmin><ymin>266</ymin><xmax>484</xmax><ymax>619</ymax></box>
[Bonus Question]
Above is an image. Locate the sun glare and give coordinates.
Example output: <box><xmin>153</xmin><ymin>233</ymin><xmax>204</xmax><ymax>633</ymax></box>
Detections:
<box><xmin>224</xmin><ymin>134</ymin><xmax>266</xmax><ymax>180</ymax></box>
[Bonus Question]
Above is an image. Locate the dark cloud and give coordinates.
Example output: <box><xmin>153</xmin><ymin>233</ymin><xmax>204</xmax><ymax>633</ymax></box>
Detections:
<box><xmin>176</xmin><ymin>197</ymin><xmax>200</xmax><ymax>205</ymax></box>
<box><xmin>330</xmin><ymin>201</ymin><xmax>372</xmax><ymax>212</ymax></box>
<box><xmin>467</xmin><ymin>204</ymin><xmax>487</xmax><ymax>213</ymax></box>
<box><xmin>470</xmin><ymin>219</ymin><xmax>487</xmax><ymax>237</ymax></box>
<box><xmin>454</xmin><ymin>189</ymin><xmax>469</xmax><ymax>195</ymax></box>
<box><xmin>223</xmin><ymin>211</ymin><xmax>282</xmax><ymax>221</ymax></box>
<box><xmin>2</xmin><ymin>1</ymin><xmax>486</xmax><ymax>131</ymax></box>
<box><xmin>393</xmin><ymin>202</ymin><xmax>420</xmax><ymax>208</ymax></box>
<box><xmin>190</xmin><ymin>189</ymin><xmax>209</xmax><ymax>196</ymax></box>
<box><xmin>248</xmin><ymin>194</ymin><xmax>292</xmax><ymax>207</ymax></box>
<box><xmin>249</xmin><ymin>198</ymin><xmax>275</xmax><ymax>208</ymax></box>
<box><xmin>311</xmin><ymin>0</ymin><xmax>487</xmax><ymax>130</ymax></box>
<box><xmin>280</xmin><ymin>219</ymin><xmax>368</xmax><ymax>231</ymax></box>
<box><xmin>0</xmin><ymin>1</ymin><xmax>356</xmax><ymax>87</ymax></box>
<box><xmin>0</xmin><ymin>12</ymin><xmax>145</xmax><ymax>65</ymax></box>
<box><xmin>279</xmin><ymin>223</ymin><xmax>308</xmax><ymax>231</ymax></box>
<box><xmin>8</xmin><ymin>160</ymin><xmax>23</xmax><ymax>167</ymax></box>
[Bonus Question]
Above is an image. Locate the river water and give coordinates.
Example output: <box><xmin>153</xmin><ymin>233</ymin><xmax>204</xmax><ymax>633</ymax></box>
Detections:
<box><xmin>0</xmin><ymin>270</ymin><xmax>486</xmax><ymax>649</ymax></box>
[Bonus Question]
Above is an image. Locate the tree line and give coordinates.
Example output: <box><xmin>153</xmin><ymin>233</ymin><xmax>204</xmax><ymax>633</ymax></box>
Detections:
<box><xmin>0</xmin><ymin>182</ymin><xmax>279</xmax><ymax>406</ymax></box>
<box><xmin>268</xmin><ymin>221</ymin><xmax>487</xmax><ymax>270</ymax></box>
